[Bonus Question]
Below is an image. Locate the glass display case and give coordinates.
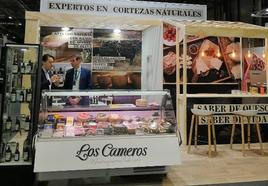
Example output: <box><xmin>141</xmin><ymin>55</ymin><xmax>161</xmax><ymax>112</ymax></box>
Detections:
<box><xmin>38</xmin><ymin>90</ymin><xmax>177</xmax><ymax>138</ymax></box>
<box><xmin>0</xmin><ymin>44</ymin><xmax>39</xmax><ymax>165</ymax></box>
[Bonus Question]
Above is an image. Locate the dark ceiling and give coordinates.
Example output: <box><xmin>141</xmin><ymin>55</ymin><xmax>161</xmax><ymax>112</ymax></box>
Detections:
<box><xmin>0</xmin><ymin>0</ymin><xmax>267</xmax><ymax>43</ymax></box>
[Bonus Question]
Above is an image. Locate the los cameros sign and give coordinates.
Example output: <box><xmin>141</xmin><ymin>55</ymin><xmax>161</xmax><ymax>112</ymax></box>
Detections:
<box><xmin>40</xmin><ymin>0</ymin><xmax>207</xmax><ymax>20</ymax></box>
<box><xmin>34</xmin><ymin>136</ymin><xmax>180</xmax><ymax>172</ymax></box>
<box><xmin>76</xmin><ymin>143</ymin><xmax>147</xmax><ymax>161</ymax></box>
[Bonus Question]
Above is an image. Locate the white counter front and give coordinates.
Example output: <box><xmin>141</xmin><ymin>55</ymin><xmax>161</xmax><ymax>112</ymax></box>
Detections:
<box><xmin>34</xmin><ymin>135</ymin><xmax>181</xmax><ymax>173</ymax></box>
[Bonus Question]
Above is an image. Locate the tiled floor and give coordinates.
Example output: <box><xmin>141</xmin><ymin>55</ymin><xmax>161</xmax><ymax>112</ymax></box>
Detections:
<box><xmin>39</xmin><ymin>143</ymin><xmax>268</xmax><ymax>186</ymax></box>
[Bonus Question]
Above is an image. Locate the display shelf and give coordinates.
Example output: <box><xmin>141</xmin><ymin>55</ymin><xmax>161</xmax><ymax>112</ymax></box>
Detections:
<box><xmin>163</xmin><ymin>83</ymin><xmax>176</xmax><ymax>85</ymax></box>
<box><xmin>164</xmin><ymin>83</ymin><xmax>238</xmax><ymax>86</ymax></box>
<box><xmin>53</xmin><ymin>62</ymin><xmax>91</xmax><ymax>65</ymax></box>
<box><xmin>1</xmin><ymin>130</ymin><xmax>27</xmax><ymax>145</ymax></box>
<box><xmin>0</xmin><ymin>44</ymin><xmax>39</xmax><ymax>165</ymax></box>
<box><xmin>46</xmin><ymin>105</ymin><xmax>160</xmax><ymax>112</ymax></box>
<box><xmin>92</xmin><ymin>70</ymin><xmax>141</xmax><ymax>73</ymax></box>
<box><xmin>0</xmin><ymin>159</ymin><xmax>31</xmax><ymax>166</ymax></box>
<box><xmin>184</xmin><ymin>93</ymin><xmax>268</xmax><ymax>98</ymax></box>
<box><xmin>38</xmin><ymin>133</ymin><xmax>177</xmax><ymax>142</ymax></box>
<box><xmin>0</xmin><ymin>131</ymin><xmax>31</xmax><ymax>166</ymax></box>
<box><xmin>185</xmin><ymin>83</ymin><xmax>239</xmax><ymax>85</ymax></box>
<box><xmin>42</xmin><ymin>90</ymin><xmax>169</xmax><ymax>97</ymax></box>
<box><xmin>5</xmin><ymin>44</ymin><xmax>39</xmax><ymax>48</ymax></box>
<box><xmin>35</xmin><ymin>90</ymin><xmax>179</xmax><ymax>173</ymax></box>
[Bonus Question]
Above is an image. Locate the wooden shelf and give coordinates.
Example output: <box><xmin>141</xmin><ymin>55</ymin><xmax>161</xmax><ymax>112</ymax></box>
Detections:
<box><xmin>181</xmin><ymin>93</ymin><xmax>268</xmax><ymax>98</ymax></box>
<box><xmin>0</xmin><ymin>159</ymin><xmax>31</xmax><ymax>166</ymax></box>
<box><xmin>163</xmin><ymin>83</ymin><xmax>176</xmax><ymax>85</ymax></box>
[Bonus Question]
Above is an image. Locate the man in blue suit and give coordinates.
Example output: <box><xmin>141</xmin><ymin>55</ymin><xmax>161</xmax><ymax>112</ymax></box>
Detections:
<box><xmin>64</xmin><ymin>55</ymin><xmax>92</xmax><ymax>90</ymax></box>
<box><xmin>64</xmin><ymin>55</ymin><xmax>92</xmax><ymax>105</ymax></box>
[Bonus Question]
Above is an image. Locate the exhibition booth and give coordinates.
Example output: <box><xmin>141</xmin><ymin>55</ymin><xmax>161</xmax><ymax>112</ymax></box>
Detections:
<box><xmin>3</xmin><ymin>0</ymin><xmax>268</xmax><ymax>185</ymax></box>
<box><xmin>19</xmin><ymin>0</ymin><xmax>207</xmax><ymax>181</ymax></box>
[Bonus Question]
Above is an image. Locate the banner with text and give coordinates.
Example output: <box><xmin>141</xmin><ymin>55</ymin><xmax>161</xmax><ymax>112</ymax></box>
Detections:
<box><xmin>40</xmin><ymin>0</ymin><xmax>206</xmax><ymax>20</ymax></box>
<box><xmin>193</xmin><ymin>104</ymin><xmax>268</xmax><ymax>124</ymax></box>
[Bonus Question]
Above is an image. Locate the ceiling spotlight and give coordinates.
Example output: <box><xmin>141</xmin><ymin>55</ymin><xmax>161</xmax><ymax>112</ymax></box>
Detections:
<box><xmin>251</xmin><ymin>8</ymin><xmax>268</xmax><ymax>17</ymax></box>
<box><xmin>61</xmin><ymin>27</ymin><xmax>70</xmax><ymax>31</ymax></box>
<box><xmin>18</xmin><ymin>23</ymin><xmax>22</xmax><ymax>26</ymax></box>
<box><xmin>247</xmin><ymin>50</ymin><xmax>251</xmax><ymax>58</ymax></box>
<box><xmin>12</xmin><ymin>36</ymin><xmax>16</xmax><ymax>39</ymax></box>
<box><xmin>8</xmin><ymin>16</ymin><xmax>12</xmax><ymax>19</ymax></box>
<box><xmin>216</xmin><ymin>49</ymin><xmax>221</xmax><ymax>57</ymax></box>
<box><xmin>231</xmin><ymin>50</ymin><xmax>236</xmax><ymax>58</ymax></box>
<box><xmin>113</xmin><ymin>29</ymin><xmax>121</xmax><ymax>33</ymax></box>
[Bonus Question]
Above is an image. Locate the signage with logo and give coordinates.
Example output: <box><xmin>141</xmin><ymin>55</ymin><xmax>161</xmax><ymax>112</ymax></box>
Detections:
<box><xmin>34</xmin><ymin>135</ymin><xmax>180</xmax><ymax>172</ymax></box>
<box><xmin>40</xmin><ymin>0</ymin><xmax>207</xmax><ymax>20</ymax></box>
<box><xmin>193</xmin><ymin>103</ymin><xmax>268</xmax><ymax>125</ymax></box>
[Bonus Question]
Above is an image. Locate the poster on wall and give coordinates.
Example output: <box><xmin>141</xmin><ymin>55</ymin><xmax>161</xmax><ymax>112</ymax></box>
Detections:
<box><xmin>242</xmin><ymin>39</ymin><xmax>266</xmax><ymax>90</ymax></box>
<box><xmin>40</xmin><ymin>27</ymin><xmax>142</xmax><ymax>90</ymax></box>
<box><xmin>41</xmin><ymin>27</ymin><xmax>93</xmax><ymax>63</ymax></box>
<box><xmin>40</xmin><ymin>27</ymin><xmax>93</xmax><ymax>90</ymax></box>
<box><xmin>40</xmin><ymin>27</ymin><xmax>93</xmax><ymax>93</ymax></box>
<box><xmin>180</xmin><ymin>36</ymin><xmax>241</xmax><ymax>83</ymax></box>
<box><xmin>163</xmin><ymin>23</ymin><xmax>177</xmax><ymax>83</ymax></box>
<box><xmin>92</xmin><ymin>72</ymin><xmax>141</xmax><ymax>89</ymax></box>
<box><xmin>92</xmin><ymin>29</ymin><xmax>141</xmax><ymax>89</ymax></box>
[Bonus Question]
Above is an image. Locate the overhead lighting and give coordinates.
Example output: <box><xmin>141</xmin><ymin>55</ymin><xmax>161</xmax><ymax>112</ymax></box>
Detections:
<box><xmin>251</xmin><ymin>8</ymin><xmax>268</xmax><ymax>17</ymax></box>
<box><xmin>231</xmin><ymin>50</ymin><xmax>236</xmax><ymax>58</ymax></box>
<box><xmin>8</xmin><ymin>16</ymin><xmax>12</xmax><ymax>19</ymax></box>
<box><xmin>247</xmin><ymin>50</ymin><xmax>251</xmax><ymax>58</ymax></box>
<box><xmin>216</xmin><ymin>49</ymin><xmax>221</xmax><ymax>57</ymax></box>
<box><xmin>12</xmin><ymin>36</ymin><xmax>16</xmax><ymax>39</ymax></box>
<box><xmin>61</xmin><ymin>27</ymin><xmax>70</xmax><ymax>31</ymax></box>
<box><xmin>18</xmin><ymin>23</ymin><xmax>22</xmax><ymax>26</ymax></box>
<box><xmin>113</xmin><ymin>29</ymin><xmax>121</xmax><ymax>33</ymax></box>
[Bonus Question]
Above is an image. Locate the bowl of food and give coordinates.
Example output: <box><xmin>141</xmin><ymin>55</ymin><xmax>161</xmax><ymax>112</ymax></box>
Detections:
<box><xmin>163</xmin><ymin>26</ymin><xmax>176</xmax><ymax>46</ymax></box>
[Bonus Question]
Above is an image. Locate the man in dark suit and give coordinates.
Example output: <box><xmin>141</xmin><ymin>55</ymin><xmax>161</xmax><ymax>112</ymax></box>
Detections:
<box><xmin>41</xmin><ymin>54</ymin><xmax>60</xmax><ymax>90</ymax></box>
<box><xmin>64</xmin><ymin>55</ymin><xmax>92</xmax><ymax>105</ymax></box>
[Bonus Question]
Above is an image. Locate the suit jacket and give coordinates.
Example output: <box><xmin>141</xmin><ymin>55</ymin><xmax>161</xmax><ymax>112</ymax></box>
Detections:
<box><xmin>63</xmin><ymin>67</ymin><xmax>92</xmax><ymax>90</ymax></box>
<box><xmin>40</xmin><ymin>69</ymin><xmax>54</xmax><ymax>106</ymax></box>
<box><xmin>41</xmin><ymin>69</ymin><xmax>58</xmax><ymax>90</ymax></box>
<box><xmin>41</xmin><ymin>69</ymin><xmax>51</xmax><ymax>90</ymax></box>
